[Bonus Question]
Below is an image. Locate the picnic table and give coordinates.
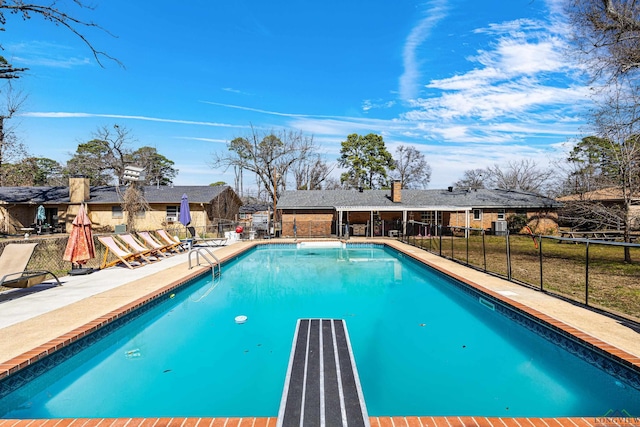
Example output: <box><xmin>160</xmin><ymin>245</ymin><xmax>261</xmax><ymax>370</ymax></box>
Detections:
<box><xmin>558</xmin><ymin>230</ymin><xmax>634</xmax><ymax>242</ymax></box>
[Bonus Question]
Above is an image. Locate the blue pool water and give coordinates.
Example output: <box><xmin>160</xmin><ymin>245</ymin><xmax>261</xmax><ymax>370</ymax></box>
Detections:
<box><xmin>1</xmin><ymin>244</ymin><xmax>639</xmax><ymax>418</ymax></box>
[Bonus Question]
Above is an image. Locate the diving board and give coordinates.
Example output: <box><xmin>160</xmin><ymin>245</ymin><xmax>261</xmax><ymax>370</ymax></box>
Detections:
<box><xmin>277</xmin><ymin>319</ymin><xmax>370</xmax><ymax>427</ymax></box>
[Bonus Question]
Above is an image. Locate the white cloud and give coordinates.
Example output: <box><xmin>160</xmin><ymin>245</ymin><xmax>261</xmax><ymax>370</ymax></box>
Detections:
<box><xmin>399</xmin><ymin>0</ymin><xmax>449</xmax><ymax>102</ymax></box>
<box><xmin>399</xmin><ymin>9</ymin><xmax>589</xmax><ymax>148</ymax></box>
<box><xmin>22</xmin><ymin>112</ymin><xmax>244</xmax><ymax>128</ymax></box>
<box><xmin>6</xmin><ymin>41</ymin><xmax>92</xmax><ymax>69</ymax></box>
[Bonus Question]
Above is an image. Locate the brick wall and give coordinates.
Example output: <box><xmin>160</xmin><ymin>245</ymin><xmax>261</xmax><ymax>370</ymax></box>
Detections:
<box><xmin>282</xmin><ymin>212</ymin><xmax>335</xmax><ymax>237</ymax></box>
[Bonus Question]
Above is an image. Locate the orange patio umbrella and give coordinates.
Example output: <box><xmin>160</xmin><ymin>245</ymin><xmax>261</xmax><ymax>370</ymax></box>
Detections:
<box><xmin>63</xmin><ymin>203</ymin><xmax>96</xmax><ymax>274</ymax></box>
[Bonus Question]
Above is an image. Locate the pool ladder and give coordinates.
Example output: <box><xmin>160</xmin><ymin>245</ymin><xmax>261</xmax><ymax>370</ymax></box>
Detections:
<box><xmin>187</xmin><ymin>246</ymin><xmax>221</xmax><ymax>278</ymax></box>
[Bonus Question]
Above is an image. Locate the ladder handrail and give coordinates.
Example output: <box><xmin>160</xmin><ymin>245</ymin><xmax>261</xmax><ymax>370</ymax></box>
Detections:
<box><xmin>188</xmin><ymin>247</ymin><xmax>221</xmax><ymax>277</ymax></box>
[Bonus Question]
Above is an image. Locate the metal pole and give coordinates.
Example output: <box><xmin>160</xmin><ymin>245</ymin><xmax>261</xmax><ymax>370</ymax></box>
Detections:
<box><xmin>585</xmin><ymin>241</ymin><xmax>590</xmax><ymax>306</ymax></box>
<box><xmin>539</xmin><ymin>235</ymin><xmax>544</xmax><ymax>291</ymax></box>
<box><xmin>466</xmin><ymin>228</ymin><xmax>469</xmax><ymax>265</ymax></box>
<box><xmin>439</xmin><ymin>225</ymin><xmax>443</xmax><ymax>257</ymax></box>
<box><xmin>450</xmin><ymin>228</ymin><xmax>454</xmax><ymax>259</ymax></box>
<box><xmin>482</xmin><ymin>229</ymin><xmax>487</xmax><ymax>272</ymax></box>
<box><xmin>506</xmin><ymin>231</ymin><xmax>512</xmax><ymax>281</ymax></box>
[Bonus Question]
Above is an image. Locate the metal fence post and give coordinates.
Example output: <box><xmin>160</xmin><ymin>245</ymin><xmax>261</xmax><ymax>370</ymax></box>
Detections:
<box><xmin>482</xmin><ymin>229</ymin><xmax>487</xmax><ymax>272</ymax></box>
<box><xmin>585</xmin><ymin>241</ymin><xmax>590</xmax><ymax>306</ymax></box>
<box><xmin>539</xmin><ymin>235</ymin><xmax>543</xmax><ymax>291</ymax></box>
<box><xmin>506</xmin><ymin>230</ymin><xmax>512</xmax><ymax>281</ymax></box>
<box><xmin>439</xmin><ymin>225</ymin><xmax>443</xmax><ymax>257</ymax></box>
<box><xmin>450</xmin><ymin>228</ymin><xmax>454</xmax><ymax>259</ymax></box>
<box><xmin>466</xmin><ymin>229</ymin><xmax>469</xmax><ymax>265</ymax></box>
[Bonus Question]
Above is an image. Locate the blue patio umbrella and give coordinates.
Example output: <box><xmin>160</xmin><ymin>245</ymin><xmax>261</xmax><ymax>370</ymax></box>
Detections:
<box><xmin>179</xmin><ymin>194</ymin><xmax>191</xmax><ymax>236</ymax></box>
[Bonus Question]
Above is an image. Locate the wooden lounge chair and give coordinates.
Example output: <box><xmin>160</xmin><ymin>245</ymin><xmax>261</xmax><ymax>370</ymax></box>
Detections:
<box><xmin>98</xmin><ymin>236</ymin><xmax>149</xmax><ymax>269</ymax></box>
<box><xmin>154</xmin><ymin>229</ymin><xmax>188</xmax><ymax>252</ymax></box>
<box><xmin>116</xmin><ymin>233</ymin><xmax>167</xmax><ymax>260</ymax></box>
<box><xmin>186</xmin><ymin>226</ymin><xmax>228</xmax><ymax>247</ymax></box>
<box><xmin>0</xmin><ymin>243</ymin><xmax>61</xmax><ymax>288</ymax></box>
<box><xmin>138</xmin><ymin>231</ymin><xmax>180</xmax><ymax>254</ymax></box>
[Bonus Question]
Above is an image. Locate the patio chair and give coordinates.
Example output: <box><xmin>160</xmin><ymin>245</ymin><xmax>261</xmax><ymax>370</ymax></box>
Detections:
<box><xmin>138</xmin><ymin>231</ymin><xmax>180</xmax><ymax>254</ymax></box>
<box><xmin>154</xmin><ymin>229</ymin><xmax>188</xmax><ymax>252</ymax></box>
<box><xmin>186</xmin><ymin>226</ymin><xmax>228</xmax><ymax>247</ymax></box>
<box><xmin>98</xmin><ymin>236</ymin><xmax>149</xmax><ymax>269</ymax></box>
<box><xmin>0</xmin><ymin>243</ymin><xmax>61</xmax><ymax>288</ymax></box>
<box><xmin>116</xmin><ymin>233</ymin><xmax>167</xmax><ymax>261</ymax></box>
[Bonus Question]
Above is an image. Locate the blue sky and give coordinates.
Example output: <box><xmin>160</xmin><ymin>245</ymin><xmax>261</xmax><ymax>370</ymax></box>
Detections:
<box><xmin>3</xmin><ymin>0</ymin><xmax>588</xmax><ymax>191</ymax></box>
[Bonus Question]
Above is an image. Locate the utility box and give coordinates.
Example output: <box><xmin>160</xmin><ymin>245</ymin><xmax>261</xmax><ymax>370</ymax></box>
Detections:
<box><xmin>252</xmin><ymin>214</ymin><xmax>269</xmax><ymax>231</ymax></box>
<box><xmin>115</xmin><ymin>224</ymin><xmax>127</xmax><ymax>233</ymax></box>
<box><xmin>491</xmin><ymin>221</ymin><xmax>507</xmax><ymax>236</ymax></box>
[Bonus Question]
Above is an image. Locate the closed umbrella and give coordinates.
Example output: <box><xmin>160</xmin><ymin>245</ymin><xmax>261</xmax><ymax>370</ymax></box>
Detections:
<box><xmin>179</xmin><ymin>193</ymin><xmax>191</xmax><ymax>226</ymax></box>
<box><xmin>63</xmin><ymin>203</ymin><xmax>96</xmax><ymax>274</ymax></box>
<box><xmin>179</xmin><ymin>193</ymin><xmax>191</xmax><ymax>238</ymax></box>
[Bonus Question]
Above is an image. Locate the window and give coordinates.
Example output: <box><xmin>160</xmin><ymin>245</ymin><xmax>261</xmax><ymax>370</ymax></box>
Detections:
<box><xmin>497</xmin><ymin>209</ymin><xmax>506</xmax><ymax>220</ymax></box>
<box><xmin>419</xmin><ymin>211</ymin><xmax>442</xmax><ymax>224</ymax></box>
<box><xmin>473</xmin><ymin>209</ymin><xmax>482</xmax><ymax>221</ymax></box>
<box><xmin>239</xmin><ymin>212</ymin><xmax>248</xmax><ymax>220</ymax></box>
<box><xmin>166</xmin><ymin>206</ymin><xmax>179</xmax><ymax>217</ymax></box>
<box><xmin>112</xmin><ymin>206</ymin><xmax>123</xmax><ymax>219</ymax></box>
<box><xmin>136</xmin><ymin>209</ymin><xmax>146</xmax><ymax>218</ymax></box>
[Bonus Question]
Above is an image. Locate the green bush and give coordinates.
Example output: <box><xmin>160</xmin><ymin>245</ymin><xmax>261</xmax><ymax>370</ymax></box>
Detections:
<box><xmin>507</xmin><ymin>214</ymin><xmax>528</xmax><ymax>233</ymax></box>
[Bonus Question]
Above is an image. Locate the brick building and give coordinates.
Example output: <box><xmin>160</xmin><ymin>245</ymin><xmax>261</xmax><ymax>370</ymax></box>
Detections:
<box><xmin>276</xmin><ymin>183</ymin><xmax>560</xmax><ymax>238</ymax></box>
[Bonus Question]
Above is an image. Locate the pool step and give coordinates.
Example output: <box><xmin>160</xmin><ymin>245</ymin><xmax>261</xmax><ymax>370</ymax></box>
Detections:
<box><xmin>277</xmin><ymin>319</ymin><xmax>370</xmax><ymax>427</ymax></box>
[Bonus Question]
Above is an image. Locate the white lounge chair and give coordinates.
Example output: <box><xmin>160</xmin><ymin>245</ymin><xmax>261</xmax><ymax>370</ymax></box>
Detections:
<box><xmin>116</xmin><ymin>233</ymin><xmax>166</xmax><ymax>260</ymax></box>
<box><xmin>0</xmin><ymin>243</ymin><xmax>61</xmax><ymax>288</ymax></box>
<box><xmin>186</xmin><ymin>226</ymin><xmax>228</xmax><ymax>247</ymax></box>
<box><xmin>98</xmin><ymin>236</ymin><xmax>149</xmax><ymax>269</ymax></box>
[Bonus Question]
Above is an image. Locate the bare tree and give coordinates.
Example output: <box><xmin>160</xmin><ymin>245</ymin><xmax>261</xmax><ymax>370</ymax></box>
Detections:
<box><xmin>484</xmin><ymin>159</ymin><xmax>555</xmax><ymax>195</ymax></box>
<box><xmin>566</xmin><ymin>0</ymin><xmax>640</xmax><ymax>258</ymax></box>
<box><xmin>65</xmin><ymin>124</ymin><xmax>135</xmax><ymax>185</ymax></box>
<box><xmin>390</xmin><ymin>145</ymin><xmax>431</xmax><ymax>189</ymax></box>
<box><xmin>0</xmin><ymin>84</ymin><xmax>27</xmax><ymax>184</ymax></box>
<box><xmin>0</xmin><ymin>1</ymin><xmax>121</xmax><ymax>78</ymax></box>
<box><xmin>566</xmin><ymin>0</ymin><xmax>640</xmax><ymax>82</ymax></box>
<box><xmin>454</xmin><ymin>168</ymin><xmax>487</xmax><ymax>190</ymax></box>
<box><xmin>212</xmin><ymin>127</ymin><xmax>317</xmax><ymax>206</ymax></box>
<box><xmin>292</xmin><ymin>155</ymin><xmax>334</xmax><ymax>190</ymax></box>
<box><xmin>120</xmin><ymin>183</ymin><xmax>149</xmax><ymax>233</ymax></box>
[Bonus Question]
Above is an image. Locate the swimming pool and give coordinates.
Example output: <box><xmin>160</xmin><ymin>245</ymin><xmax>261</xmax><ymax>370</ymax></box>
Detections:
<box><xmin>1</xmin><ymin>243</ymin><xmax>639</xmax><ymax>418</ymax></box>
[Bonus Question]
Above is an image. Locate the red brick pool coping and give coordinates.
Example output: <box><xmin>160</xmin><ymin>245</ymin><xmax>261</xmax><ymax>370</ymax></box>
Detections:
<box><xmin>0</xmin><ymin>417</ymin><xmax>632</xmax><ymax>426</ymax></box>
<box><xmin>1</xmin><ymin>240</ymin><xmax>639</xmax><ymax>426</ymax></box>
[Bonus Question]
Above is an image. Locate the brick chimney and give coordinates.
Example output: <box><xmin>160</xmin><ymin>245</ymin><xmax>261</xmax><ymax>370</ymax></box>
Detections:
<box><xmin>69</xmin><ymin>175</ymin><xmax>90</xmax><ymax>203</ymax></box>
<box><xmin>391</xmin><ymin>180</ymin><xmax>402</xmax><ymax>203</ymax></box>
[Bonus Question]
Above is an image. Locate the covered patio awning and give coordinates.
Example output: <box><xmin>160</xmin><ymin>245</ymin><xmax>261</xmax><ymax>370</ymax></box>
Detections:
<box><xmin>334</xmin><ymin>205</ymin><xmax>472</xmax><ymax>237</ymax></box>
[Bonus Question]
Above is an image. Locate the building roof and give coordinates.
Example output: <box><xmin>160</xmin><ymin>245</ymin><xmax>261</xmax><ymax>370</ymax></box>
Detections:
<box><xmin>277</xmin><ymin>188</ymin><xmax>561</xmax><ymax>211</ymax></box>
<box><xmin>0</xmin><ymin>185</ymin><xmax>233</xmax><ymax>205</ymax></box>
<box><xmin>239</xmin><ymin>203</ymin><xmax>271</xmax><ymax>214</ymax></box>
<box><xmin>557</xmin><ymin>187</ymin><xmax>640</xmax><ymax>202</ymax></box>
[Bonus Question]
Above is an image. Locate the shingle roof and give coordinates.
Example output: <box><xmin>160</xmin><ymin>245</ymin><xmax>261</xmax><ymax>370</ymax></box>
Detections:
<box><xmin>557</xmin><ymin>187</ymin><xmax>640</xmax><ymax>202</ymax></box>
<box><xmin>0</xmin><ymin>185</ymin><xmax>231</xmax><ymax>205</ymax></box>
<box><xmin>277</xmin><ymin>188</ymin><xmax>561</xmax><ymax>210</ymax></box>
<box><xmin>239</xmin><ymin>203</ymin><xmax>271</xmax><ymax>214</ymax></box>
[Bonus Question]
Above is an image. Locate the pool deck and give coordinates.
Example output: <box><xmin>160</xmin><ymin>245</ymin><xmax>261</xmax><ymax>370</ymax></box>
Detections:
<box><xmin>0</xmin><ymin>238</ymin><xmax>639</xmax><ymax>426</ymax></box>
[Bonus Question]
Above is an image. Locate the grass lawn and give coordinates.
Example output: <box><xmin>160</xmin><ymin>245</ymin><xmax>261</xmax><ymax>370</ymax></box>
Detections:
<box><xmin>408</xmin><ymin>234</ymin><xmax>640</xmax><ymax>322</ymax></box>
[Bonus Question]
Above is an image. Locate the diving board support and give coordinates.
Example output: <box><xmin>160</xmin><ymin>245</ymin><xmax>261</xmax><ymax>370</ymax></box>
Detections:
<box><xmin>277</xmin><ymin>318</ymin><xmax>370</xmax><ymax>427</ymax></box>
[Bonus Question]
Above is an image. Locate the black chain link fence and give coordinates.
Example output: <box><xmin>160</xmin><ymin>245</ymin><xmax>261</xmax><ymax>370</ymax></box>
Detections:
<box><xmin>5</xmin><ymin>218</ymin><xmax>638</xmax><ymax>326</ymax></box>
<box><xmin>401</xmin><ymin>222</ymin><xmax>640</xmax><ymax>325</ymax></box>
